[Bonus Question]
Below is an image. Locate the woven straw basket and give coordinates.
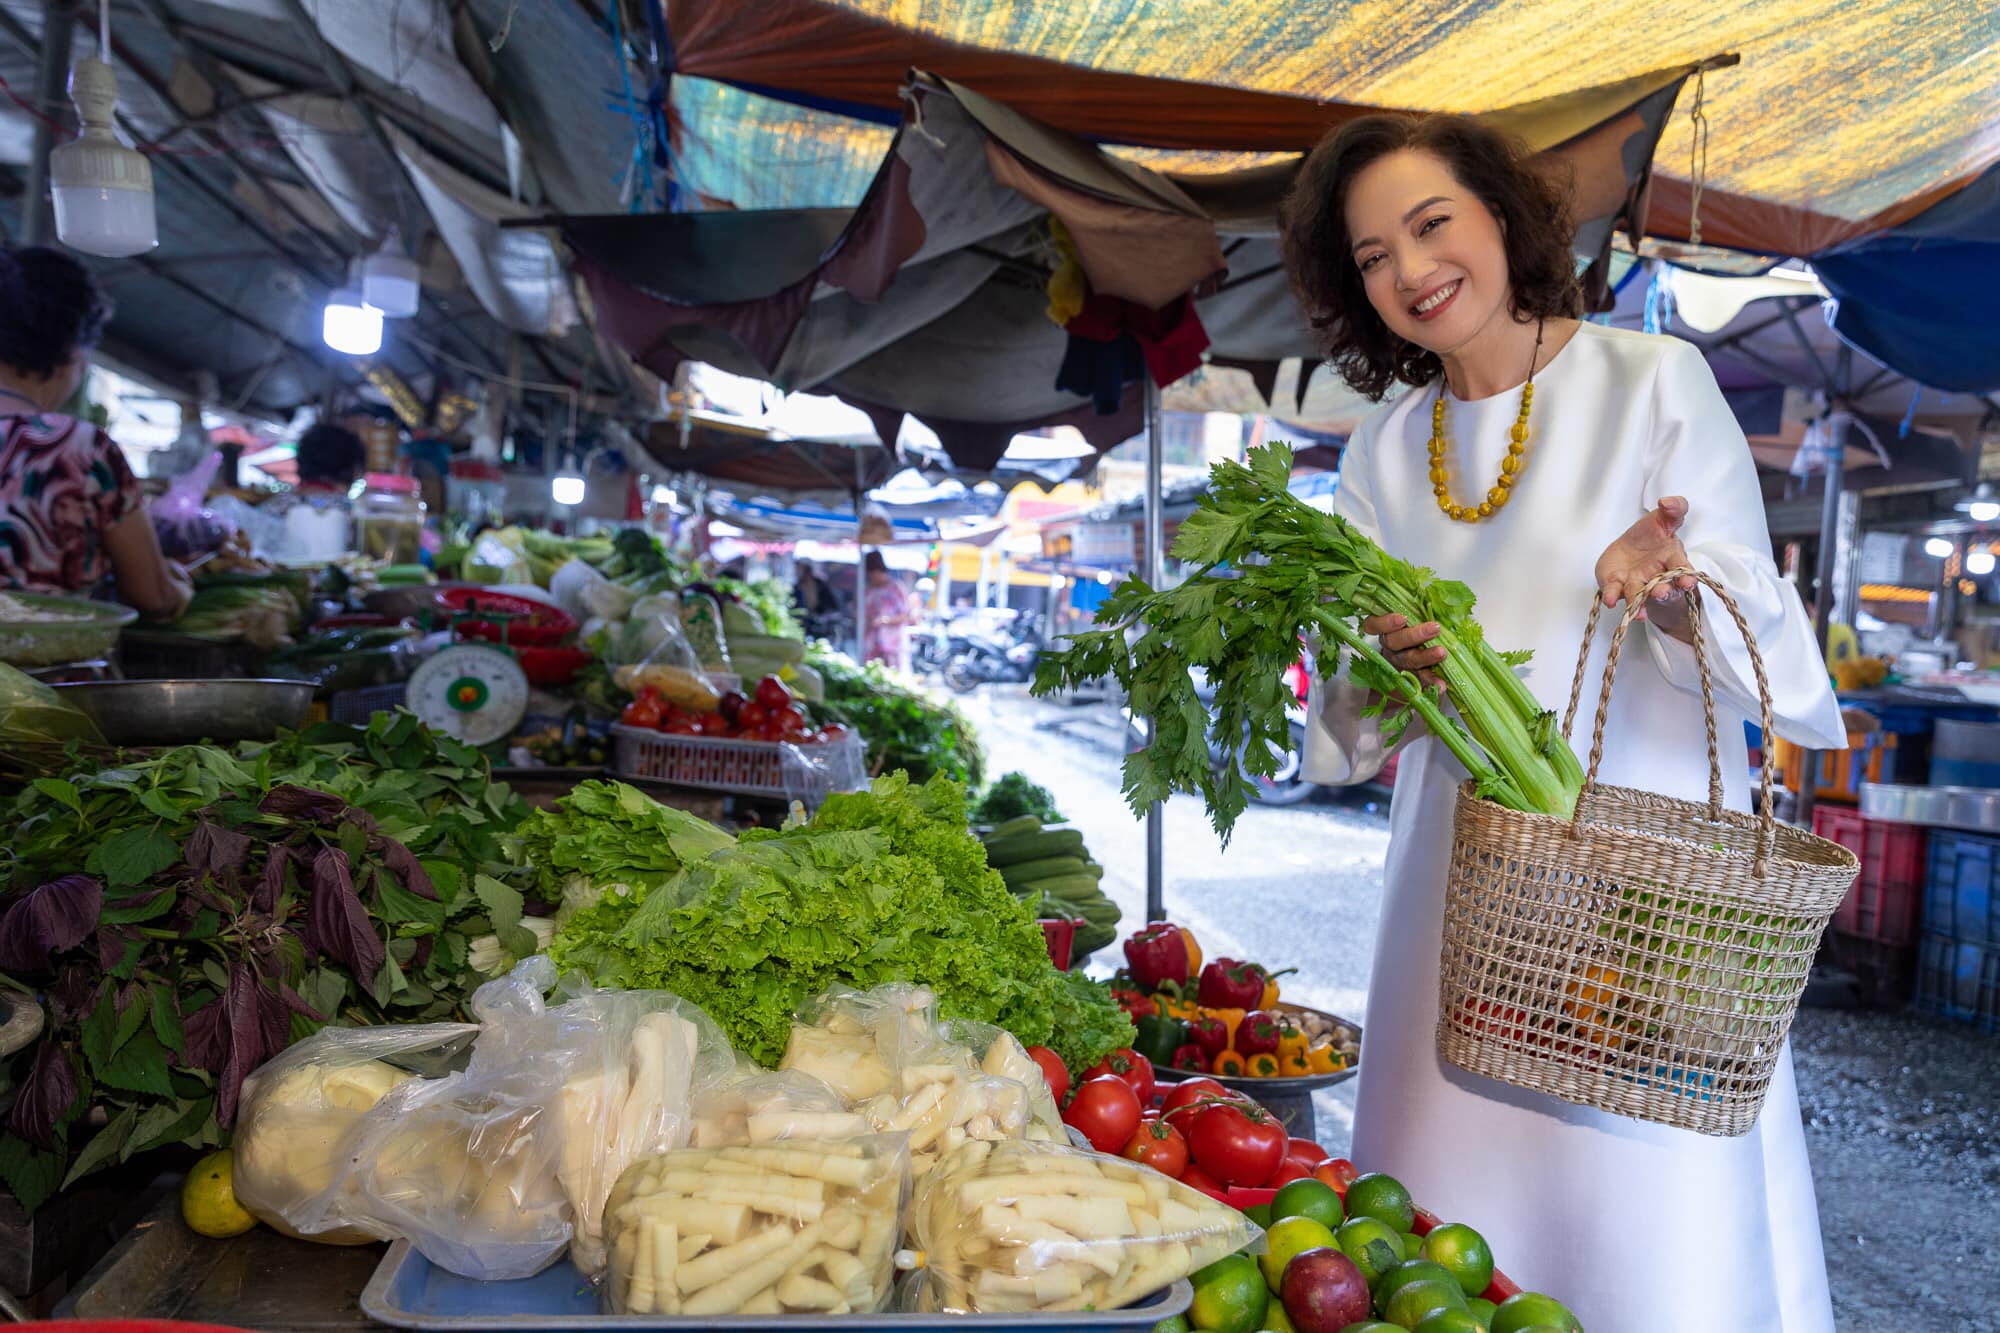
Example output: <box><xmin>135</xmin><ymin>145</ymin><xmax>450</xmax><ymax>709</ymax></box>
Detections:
<box><xmin>1435</xmin><ymin>568</ymin><xmax>1859</xmax><ymax>1136</ymax></box>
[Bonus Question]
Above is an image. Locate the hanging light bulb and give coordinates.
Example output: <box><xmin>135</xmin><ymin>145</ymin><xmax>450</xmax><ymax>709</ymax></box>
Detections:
<box><xmin>552</xmin><ymin>452</ymin><xmax>586</xmax><ymax>507</ymax></box>
<box><xmin>361</xmin><ymin>229</ymin><xmax>422</xmax><ymax>318</ymax></box>
<box><xmin>322</xmin><ymin>284</ymin><xmax>383</xmax><ymax>356</ymax></box>
<box><xmin>1970</xmin><ymin>550</ymin><xmax>1997</xmax><ymax>577</ymax></box>
<box><xmin>49</xmin><ymin>4</ymin><xmax>157</xmax><ymax>259</ymax></box>
<box><xmin>1925</xmin><ymin>537</ymin><xmax>1955</xmax><ymax>560</ymax></box>
<box><xmin>1955</xmin><ymin>482</ymin><xmax>2000</xmax><ymax>523</ymax></box>
<box><xmin>651</xmin><ymin>484</ymin><xmax>679</xmax><ymax>508</ymax></box>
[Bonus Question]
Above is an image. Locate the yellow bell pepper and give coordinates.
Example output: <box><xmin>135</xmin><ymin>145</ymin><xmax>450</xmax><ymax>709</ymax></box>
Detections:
<box><xmin>1209</xmin><ymin>1007</ymin><xmax>1247</xmax><ymax>1048</ymax></box>
<box><xmin>1245</xmin><ymin>1052</ymin><xmax>1282</xmax><ymax>1078</ymax></box>
<box><xmin>1305</xmin><ymin>1045</ymin><xmax>1341</xmax><ymax>1075</ymax></box>
<box><xmin>1277</xmin><ymin>1026</ymin><xmax>1309</xmax><ymax>1062</ymax></box>
<box><xmin>1212</xmin><ymin>1050</ymin><xmax>1247</xmax><ymax>1077</ymax></box>
<box><xmin>1281</xmin><ymin>1051</ymin><xmax>1311</xmax><ymax>1077</ymax></box>
<box><xmin>1182</xmin><ymin>928</ymin><xmax>1203</xmax><ymax>977</ymax></box>
<box><xmin>1159</xmin><ymin>995</ymin><xmax>1199</xmax><ymax>1022</ymax></box>
<box><xmin>1260</xmin><ymin>975</ymin><xmax>1283</xmax><ymax>1008</ymax></box>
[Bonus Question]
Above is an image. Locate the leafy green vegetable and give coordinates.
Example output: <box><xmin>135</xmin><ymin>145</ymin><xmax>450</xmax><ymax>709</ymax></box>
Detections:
<box><xmin>711</xmin><ymin>575</ymin><xmax>804</xmax><ymax>642</ymax></box>
<box><xmin>0</xmin><ymin>710</ymin><xmax>534</xmax><ymax>1213</ymax></box>
<box><xmin>974</xmin><ymin>772</ymin><xmax>1065</xmax><ymax>825</ymax></box>
<box><xmin>1036</xmin><ymin>442</ymin><xmax>1584</xmax><ymax>838</ymax></box>
<box><xmin>546</xmin><ymin>774</ymin><xmax>1126</xmax><ymax>1069</ymax></box>
<box><xmin>807</xmin><ymin>645</ymin><xmax>986</xmax><ymax>789</ymax></box>
<box><xmin>513</xmin><ymin>779</ymin><xmax>736</xmax><ymax>924</ymax></box>
<box><xmin>1046</xmin><ymin>970</ymin><xmax>1138</xmax><ymax>1075</ymax></box>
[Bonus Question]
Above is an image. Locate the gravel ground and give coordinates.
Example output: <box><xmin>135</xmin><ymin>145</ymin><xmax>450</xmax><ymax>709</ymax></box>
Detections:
<box><xmin>958</xmin><ymin>683</ymin><xmax>2000</xmax><ymax>1331</ymax></box>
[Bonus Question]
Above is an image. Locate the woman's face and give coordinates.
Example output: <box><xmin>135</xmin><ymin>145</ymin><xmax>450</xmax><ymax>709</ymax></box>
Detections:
<box><xmin>1343</xmin><ymin>149</ymin><xmax>1512</xmax><ymax>360</ymax></box>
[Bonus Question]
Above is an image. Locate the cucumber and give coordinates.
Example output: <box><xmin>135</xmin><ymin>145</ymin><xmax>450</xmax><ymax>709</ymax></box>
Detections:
<box><xmin>1001</xmin><ymin>856</ymin><xmax>1092</xmax><ymax>889</ymax></box>
<box><xmin>981</xmin><ymin>815</ymin><xmax>1044</xmax><ymax>842</ymax></box>
<box><xmin>1031</xmin><ymin>875</ymin><xmax>1110</xmax><ymax>906</ymax></box>
<box><xmin>982</xmin><ymin>829</ymin><xmax>1085</xmax><ymax>865</ymax></box>
<box><xmin>1071</xmin><ymin>924</ymin><xmax>1118</xmax><ymax>965</ymax></box>
<box><xmin>1075</xmin><ymin>902</ymin><xmax>1122</xmax><ymax>927</ymax></box>
<box><xmin>729</xmin><ymin>632</ymin><xmax>806</xmax><ymax>665</ymax></box>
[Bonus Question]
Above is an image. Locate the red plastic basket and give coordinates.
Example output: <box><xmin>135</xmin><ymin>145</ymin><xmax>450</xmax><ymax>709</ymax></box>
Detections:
<box><xmin>611</xmin><ymin>723</ymin><xmax>864</xmax><ymax>804</ymax></box>
<box><xmin>438</xmin><ymin>588</ymin><xmax>577</xmax><ymax>646</ymax></box>
<box><xmin>1038</xmin><ymin>917</ymin><xmax>1080</xmax><ymax>971</ymax></box>
<box><xmin>1813</xmin><ymin>804</ymin><xmax>1925</xmax><ymax>945</ymax></box>
<box><xmin>515</xmin><ymin>645</ymin><xmax>593</xmax><ymax>687</ymax></box>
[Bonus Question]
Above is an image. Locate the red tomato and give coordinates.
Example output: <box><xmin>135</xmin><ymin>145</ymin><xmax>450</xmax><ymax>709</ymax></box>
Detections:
<box><xmin>1161</xmin><ymin>1078</ymin><xmax>1255</xmax><ymax>1136</ymax></box>
<box><xmin>1288</xmin><ymin>1138</ymin><xmax>1329</xmax><ymax>1164</ymax></box>
<box><xmin>1312</xmin><ymin>1158</ymin><xmax>1359</xmax><ymax>1195</ymax></box>
<box><xmin>1063</xmin><ymin>1076</ymin><xmax>1142</xmax><ymax>1154</ymax></box>
<box><xmin>716</xmin><ymin>691</ymin><xmax>749</xmax><ymax>724</ymax></box>
<box><xmin>620</xmin><ymin>692</ymin><xmax>664</xmax><ymax>728</ymax></box>
<box><xmin>1120</xmin><ymin>1120</ymin><xmax>1189</xmax><ymax>1178</ymax></box>
<box><xmin>1084</xmin><ymin>1049</ymin><xmax>1155</xmax><ymax>1106</ymax></box>
<box><xmin>777</xmin><ymin>706</ymin><xmax>812</xmax><ymax>738</ymax></box>
<box><xmin>738</xmin><ymin>700</ymin><xmax>769</xmax><ymax>731</ymax></box>
<box><xmin>817</xmin><ymin>723</ymin><xmax>850</xmax><ymax>741</ymax></box>
<box><xmin>756</xmin><ymin>720</ymin><xmax>789</xmax><ymax>743</ymax></box>
<box><xmin>1025</xmin><ymin>1045</ymin><xmax>1070</xmax><ymax>1104</ymax></box>
<box><xmin>1185</xmin><ymin>1103</ymin><xmax>1287</xmax><ymax>1188</ymax></box>
<box><xmin>1177</xmin><ymin>1163</ymin><xmax>1227</xmax><ymax>1201</ymax></box>
<box><xmin>1266</xmin><ymin>1155</ymin><xmax>1316</xmax><ymax>1187</ymax></box>
<box><xmin>755</xmin><ymin>674</ymin><xmax>794</xmax><ymax>709</ymax></box>
<box><xmin>662</xmin><ymin>718</ymin><xmax>701</xmax><ymax>735</ymax></box>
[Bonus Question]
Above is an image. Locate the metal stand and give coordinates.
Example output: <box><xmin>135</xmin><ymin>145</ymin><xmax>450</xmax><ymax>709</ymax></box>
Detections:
<box><xmin>1144</xmin><ymin>379</ymin><xmax>1166</xmax><ymax>923</ymax></box>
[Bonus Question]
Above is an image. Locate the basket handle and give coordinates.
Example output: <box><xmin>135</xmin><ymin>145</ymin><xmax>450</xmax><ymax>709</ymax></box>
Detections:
<box><xmin>1559</xmin><ymin>567</ymin><xmax>1780</xmax><ymax>874</ymax></box>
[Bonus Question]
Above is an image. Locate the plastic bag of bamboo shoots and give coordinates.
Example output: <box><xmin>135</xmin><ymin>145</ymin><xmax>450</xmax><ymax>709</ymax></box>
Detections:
<box><xmin>782</xmin><ymin>985</ymin><xmax>1060</xmax><ymax>1176</ymax></box>
<box><xmin>551</xmin><ymin>985</ymin><xmax>740</xmax><ymax>1277</ymax></box>
<box><xmin>897</xmin><ymin>1139</ymin><xmax>1263</xmax><ymax>1314</ymax></box>
<box><xmin>690</xmin><ymin>1069</ymin><xmax>873</xmax><ymax>1148</ymax></box>
<box><xmin>602</xmin><ymin>1135</ymin><xmax>910</xmax><ymax>1317</ymax></box>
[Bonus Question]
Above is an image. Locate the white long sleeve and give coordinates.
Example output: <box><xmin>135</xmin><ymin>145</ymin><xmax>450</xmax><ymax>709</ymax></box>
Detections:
<box><xmin>1637</xmin><ymin>341</ymin><xmax>1848</xmax><ymax>751</ymax></box>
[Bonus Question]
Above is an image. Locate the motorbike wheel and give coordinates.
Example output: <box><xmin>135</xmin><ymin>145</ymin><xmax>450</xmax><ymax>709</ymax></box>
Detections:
<box><xmin>1242</xmin><ymin>723</ymin><xmax>1316</xmax><ymax>806</ymax></box>
<box><xmin>942</xmin><ymin>656</ymin><xmax>983</xmax><ymax>694</ymax></box>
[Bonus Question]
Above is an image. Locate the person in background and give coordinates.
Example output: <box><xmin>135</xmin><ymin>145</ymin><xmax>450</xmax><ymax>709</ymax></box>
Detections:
<box><xmin>0</xmin><ymin>245</ymin><xmax>191</xmax><ymax>618</ymax></box>
<box><xmin>260</xmin><ymin>421</ymin><xmax>365</xmax><ymax>562</ymax></box>
<box><xmin>861</xmin><ymin>549</ymin><xmax>915</xmax><ymax>669</ymax></box>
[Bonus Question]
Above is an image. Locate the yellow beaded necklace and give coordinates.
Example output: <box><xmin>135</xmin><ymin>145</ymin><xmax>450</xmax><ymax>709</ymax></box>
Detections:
<box><xmin>1428</xmin><ymin>319</ymin><xmax>1544</xmax><ymax>523</ymax></box>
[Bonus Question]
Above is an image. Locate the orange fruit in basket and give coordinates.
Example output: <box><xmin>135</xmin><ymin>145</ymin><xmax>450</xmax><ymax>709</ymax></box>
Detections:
<box><xmin>1561</xmin><ymin>962</ymin><xmax>1627</xmax><ymax>1048</ymax></box>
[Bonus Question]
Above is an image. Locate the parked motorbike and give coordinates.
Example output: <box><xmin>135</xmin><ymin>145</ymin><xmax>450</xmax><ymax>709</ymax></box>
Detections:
<box><xmin>1122</xmin><ymin>656</ymin><xmax>1317</xmax><ymax>806</ymax></box>
<box><xmin>941</xmin><ymin>618</ymin><xmax>1043</xmax><ymax>693</ymax></box>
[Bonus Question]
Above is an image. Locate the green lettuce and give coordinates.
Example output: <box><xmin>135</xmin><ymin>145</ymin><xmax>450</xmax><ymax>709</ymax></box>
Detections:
<box><xmin>513</xmin><ymin>779</ymin><xmax>735</xmax><ymax>924</ymax></box>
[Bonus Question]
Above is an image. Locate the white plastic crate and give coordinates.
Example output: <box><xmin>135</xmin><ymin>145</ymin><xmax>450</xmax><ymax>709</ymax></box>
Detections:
<box><xmin>611</xmin><ymin>724</ymin><xmax>865</xmax><ymax>806</ymax></box>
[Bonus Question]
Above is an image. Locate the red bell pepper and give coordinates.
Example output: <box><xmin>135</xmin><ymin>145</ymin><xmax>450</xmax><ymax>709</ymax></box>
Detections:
<box><xmin>1233</xmin><ymin>1009</ymin><xmax>1285</xmax><ymax>1057</ymax></box>
<box><xmin>1123</xmin><ymin>922</ymin><xmax>1195</xmax><ymax>992</ymax></box>
<box><xmin>1197</xmin><ymin>958</ymin><xmax>1269</xmax><ymax>1010</ymax></box>
<box><xmin>1110</xmin><ymin>986</ymin><xmax>1156</xmax><ymax>1019</ymax></box>
<box><xmin>1170</xmin><ymin>1043</ymin><xmax>1211</xmax><ymax>1072</ymax></box>
<box><xmin>1188</xmin><ymin>1014</ymin><xmax>1230</xmax><ymax>1060</ymax></box>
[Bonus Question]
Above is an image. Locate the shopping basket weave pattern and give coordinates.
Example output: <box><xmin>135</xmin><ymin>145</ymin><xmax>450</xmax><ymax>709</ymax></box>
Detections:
<box><xmin>1436</xmin><ymin>569</ymin><xmax>1859</xmax><ymax>1136</ymax></box>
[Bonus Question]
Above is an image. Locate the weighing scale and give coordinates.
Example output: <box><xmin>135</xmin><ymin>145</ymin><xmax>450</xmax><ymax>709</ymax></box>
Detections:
<box><xmin>406</xmin><ymin>642</ymin><xmax>530</xmax><ymax>745</ymax></box>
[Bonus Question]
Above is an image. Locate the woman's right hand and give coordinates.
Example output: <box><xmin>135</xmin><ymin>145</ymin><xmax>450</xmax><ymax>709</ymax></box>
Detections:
<box><xmin>1360</xmin><ymin>613</ymin><xmax>1446</xmax><ymax>689</ymax></box>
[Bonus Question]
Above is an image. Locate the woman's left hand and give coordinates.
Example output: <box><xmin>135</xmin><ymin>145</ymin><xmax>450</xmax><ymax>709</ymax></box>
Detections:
<box><xmin>1595</xmin><ymin>497</ymin><xmax>1697</xmax><ymax>641</ymax></box>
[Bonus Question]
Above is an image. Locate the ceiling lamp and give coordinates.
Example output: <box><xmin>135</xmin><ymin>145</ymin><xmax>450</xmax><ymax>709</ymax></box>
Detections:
<box><xmin>1969</xmin><ymin>550</ymin><xmax>1997</xmax><ymax>577</ymax></box>
<box><xmin>1956</xmin><ymin>482</ymin><xmax>2000</xmax><ymax>523</ymax></box>
<box><xmin>361</xmin><ymin>230</ymin><xmax>422</xmax><ymax>318</ymax></box>
<box><xmin>552</xmin><ymin>453</ymin><xmax>586</xmax><ymax>507</ymax></box>
<box><xmin>322</xmin><ymin>284</ymin><xmax>383</xmax><ymax>356</ymax></box>
<box><xmin>49</xmin><ymin>6</ymin><xmax>156</xmax><ymax>258</ymax></box>
<box><xmin>1925</xmin><ymin>537</ymin><xmax>1955</xmax><ymax>559</ymax></box>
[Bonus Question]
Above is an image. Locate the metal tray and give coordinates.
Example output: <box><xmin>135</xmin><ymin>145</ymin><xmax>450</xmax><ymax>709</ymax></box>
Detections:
<box><xmin>1860</xmin><ymin>781</ymin><xmax>2000</xmax><ymax>835</ymax></box>
<box><xmin>1150</xmin><ymin>1001</ymin><xmax>1362</xmax><ymax>1097</ymax></box>
<box><xmin>361</xmin><ymin>1242</ymin><xmax>1191</xmax><ymax>1332</ymax></box>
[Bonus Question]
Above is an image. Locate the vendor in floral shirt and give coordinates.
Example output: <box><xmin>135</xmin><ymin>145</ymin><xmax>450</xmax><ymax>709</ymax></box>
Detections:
<box><xmin>0</xmin><ymin>245</ymin><xmax>190</xmax><ymax>617</ymax></box>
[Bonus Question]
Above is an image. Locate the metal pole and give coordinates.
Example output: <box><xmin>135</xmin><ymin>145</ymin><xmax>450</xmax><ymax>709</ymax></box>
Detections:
<box><xmin>855</xmin><ymin>452</ymin><xmax>869</xmax><ymax>663</ymax></box>
<box><xmin>1144</xmin><ymin>379</ymin><xmax>1166</xmax><ymax>922</ymax></box>
<box><xmin>1795</xmin><ymin>435</ymin><xmax>1845</xmax><ymax>829</ymax></box>
<box><xmin>20</xmin><ymin>0</ymin><xmax>75</xmax><ymax>246</ymax></box>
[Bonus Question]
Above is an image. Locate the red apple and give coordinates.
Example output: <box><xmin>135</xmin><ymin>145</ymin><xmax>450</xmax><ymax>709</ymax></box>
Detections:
<box><xmin>1278</xmin><ymin>1247</ymin><xmax>1371</xmax><ymax>1333</ymax></box>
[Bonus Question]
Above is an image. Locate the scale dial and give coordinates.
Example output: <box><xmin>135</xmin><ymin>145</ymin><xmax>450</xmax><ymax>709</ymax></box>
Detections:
<box><xmin>407</xmin><ymin>643</ymin><xmax>530</xmax><ymax>745</ymax></box>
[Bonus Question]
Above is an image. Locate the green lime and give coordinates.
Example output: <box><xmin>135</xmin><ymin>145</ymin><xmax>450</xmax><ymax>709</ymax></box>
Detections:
<box><xmin>1261</xmin><ymin>1215</ymin><xmax>1339</xmax><ymax>1291</ymax></box>
<box><xmin>1191</xmin><ymin>1253</ymin><xmax>1269</xmax><ymax>1333</ymax></box>
<box><xmin>1344</xmin><ymin>1173</ymin><xmax>1417</xmax><ymax>1232</ymax></box>
<box><xmin>1420</xmin><ymin>1223</ymin><xmax>1495</xmax><ymax>1297</ymax></box>
<box><xmin>1400</xmin><ymin>1232</ymin><xmax>1426</xmax><ymax>1261</ymax></box>
<box><xmin>1415</xmin><ymin>1312</ymin><xmax>1488</xmax><ymax>1333</ymax></box>
<box><xmin>1336</xmin><ymin>1325</ymin><xmax>1404</xmax><ymax>1333</ymax></box>
<box><xmin>1271</xmin><ymin>1178</ymin><xmax>1345</xmax><ymax>1229</ymax></box>
<box><xmin>1245</xmin><ymin>1203</ymin><xmax>1275</xmax><ymax>1228</ymax></box>
<box><xmin>1335</xmin><ymin>1216</ymin><xmax>1406</xmax><ymax>1285</ymax></box>
<box><xmin>1154</xmin><ymin>1318</ymin><xmax>1193</xmax><ymax>1333</ymax></box>
<box><xmin>1381</xmin><ymin>1278</ymin><xmax>1467</xmax><ymax>1329</ymax></box>
<box><xmin>1261</xmin><ymin>1301</ymin><xmax>1297</xmax><ymax>1332</ymax></box>
<box><xmin>1373</xmin><ymin>1260</ymin><xmax>1457</xmax><ymax>1306</ymax></box>
<box><xmin>1465</xmin><ymin>1297</ymin><xmax>1498</xmax><ymax>1326</ymax></box>
<box><xmin>1489</xmin><ymin>1292</ymin><xmax>1583</xmax><ymax>1333</ymax></box>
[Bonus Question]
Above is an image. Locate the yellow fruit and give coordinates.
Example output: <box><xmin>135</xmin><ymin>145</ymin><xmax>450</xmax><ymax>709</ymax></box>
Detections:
<box><xmin>1562</xmin><ymin>962</ymin><xmax>1626</xmax><ymax>1047</ymax></box>
<box><xmin>1261</xmin><ymin>1215</ymin><xmax>1339</xmax><ymax>1291</ymax></box>
<box><xmin>181</xmin><ymin>1149</ymin><xmax>257</xmax><ymax>1238</ymax></box>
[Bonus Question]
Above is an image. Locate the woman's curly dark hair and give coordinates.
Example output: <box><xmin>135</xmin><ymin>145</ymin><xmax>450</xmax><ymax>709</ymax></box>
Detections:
<box><xmin>1279</xmin><ymin>114</ymin><xmax>1581</xmax><ymax>401</ymax></box>
<box><xmin>0</xmin><ymin>245</ymin><xmax>114</xmax><ymax>381</ymax></box>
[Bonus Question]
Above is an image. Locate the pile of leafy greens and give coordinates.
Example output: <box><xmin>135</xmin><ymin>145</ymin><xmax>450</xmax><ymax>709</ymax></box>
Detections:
<box><xmin>546</xmin><ymin>774</ymin><xmax>1128</xmax><ymax>1070</ymax></box>
<box><xmin>806</xmin><ymin>645</ymin><xmax>986</xmax><ymax>789</ymax></box>
<box><xmin>513</xmin><ymin>779</ymin><xmax>735</xmax><ymax>926</ymax></box>
<box><xmin>1036</xmin><ymin>442</ymin><xmax>1585</xmax><ymax>838</ymax></box>
<box><xmin>973</xmin><ymin>772</ymin><xmax>1064</xmax><ymax>826</ymax></box>
<box><xmin>0</xmin><ymin>711</ymin><xmax>533</xmax><ymax>1214</ymax></box>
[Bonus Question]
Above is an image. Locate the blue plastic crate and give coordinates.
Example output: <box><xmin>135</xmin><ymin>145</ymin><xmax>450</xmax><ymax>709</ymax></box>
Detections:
<box><xmin>1914</xmin><ymin>932</ymin><xmax>2000</xmax><ymax>1032</ymax></box>
<box><xmin>1924</xmin><ymin>829</ymin><xmax>2000</xmax><ymax>946</ymax></box>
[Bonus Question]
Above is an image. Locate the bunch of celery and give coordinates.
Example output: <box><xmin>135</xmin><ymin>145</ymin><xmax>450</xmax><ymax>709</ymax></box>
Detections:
<box><xmin>1034</xmin><ymin>444</ymin><xmax>1585</xmax><ymax>839</ymax></box>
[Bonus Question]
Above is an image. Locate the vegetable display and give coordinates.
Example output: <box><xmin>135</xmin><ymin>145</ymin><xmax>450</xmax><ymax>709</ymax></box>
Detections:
<box><xmin>544</xmin><ymin>774</ymin><xmax>1130</xmax><ymax>1075</ymax></box>
<box><xmin>977</xmin><ymin>814</ymin><xmax>1120</xmax><ymax>965</ymax></box>
<box><xmin>0</xmin><ymin>712</ymin><xmax>533</xmax><ymax>1214</ymax></box>
<box><xmin>972</xmin><ymin>772</ymin><xmax>1064</xmax><ymax>826</ymax></box>
<box><xmin>805</xmin><ymin>644</ymin><xmax>985</xmax><ymax>789</ymax></box>
<box><xmin>1034</xmin><ymin>442</ymin><xmax>1585</xmax><ymax>837</ymax></box>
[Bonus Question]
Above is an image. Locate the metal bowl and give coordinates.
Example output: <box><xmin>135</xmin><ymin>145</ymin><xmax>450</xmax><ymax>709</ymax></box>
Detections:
<box><xmin>1151</xmin><ymin>1001</ymin><xmax>1364</xmax><ymax>1095</ymax></box>
<box><xmin>50</xmin><ymin>678</ymin><xmax>317</xmax><ymax>746</ymax></box>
